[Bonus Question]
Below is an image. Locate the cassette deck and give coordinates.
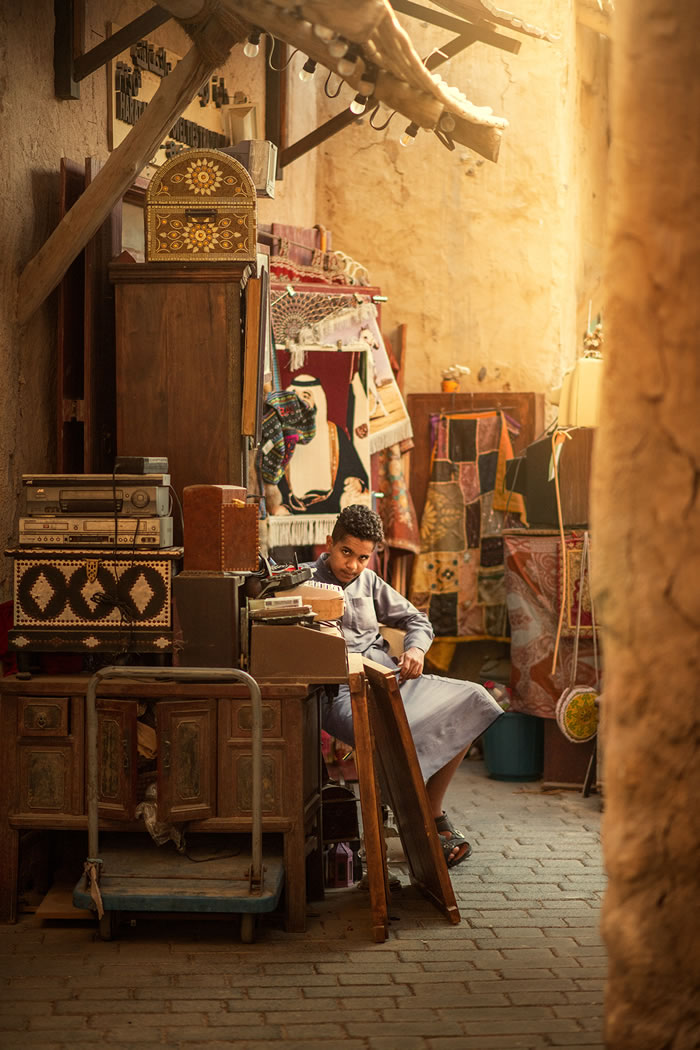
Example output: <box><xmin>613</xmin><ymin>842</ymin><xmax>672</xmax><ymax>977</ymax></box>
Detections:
<box><xmin>19</xmin><ymin>516</ymin><xmax>174</xmax><ymax>548</ymax></box>
<box><xmin>22</xmin><ymin>474</ymin><xmax>170</xmax><ymax>518</ymax></box>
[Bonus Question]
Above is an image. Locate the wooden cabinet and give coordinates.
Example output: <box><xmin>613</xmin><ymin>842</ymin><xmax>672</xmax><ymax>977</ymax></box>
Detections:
<box><xmin>14</xmin><ymin>694</ymin><xmax>84</xmax><ymax>817</ymax></box>
<box><xmin>96</xmin><ymin>700</ymin><xmax>137</xmax><ymax>821</ymax></box>
<box><xmin>156</xmin><ymin>698</ymin><xmax>217</xmax><ymax>823</ymax></box>
<box><xmin>0</xmin><ymin>676</ymin><xmax>321</xmax><ymax>931</ymax></box>
<box><xmin>110</xmin><ymin>260</ymin><xmax>247</xmax><ymax>507</ymax></box>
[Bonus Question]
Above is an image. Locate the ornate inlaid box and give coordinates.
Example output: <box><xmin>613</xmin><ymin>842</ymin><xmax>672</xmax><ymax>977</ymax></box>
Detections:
<box><xmin>145</xmin><ymin>148</ymin><xmax>257</xmax><ymax>263</ymax></box>
<box><xmin>6</xmin><ymin>547</ymin><xmax>183</xmax><ymax>653</ymax></box>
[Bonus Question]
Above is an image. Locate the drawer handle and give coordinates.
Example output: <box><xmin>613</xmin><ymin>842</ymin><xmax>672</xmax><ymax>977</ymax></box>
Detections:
<box><xmin>35</xmin><ymin>712</ymin><xmax>48</xmax><ymax>729</ymax></box>
<box><xmin>163</xmin><ymin>739</ymin><xmax>171</xmax><ymax>770</ymax></box>
<box><xmin>185</xmin><ymin>209</ymin><xmax>216</xmax><ymax>222</ymax></box>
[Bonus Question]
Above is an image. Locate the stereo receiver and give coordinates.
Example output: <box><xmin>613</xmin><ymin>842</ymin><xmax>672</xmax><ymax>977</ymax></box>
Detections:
<box><xmin>19</xmin><ymin>516</ymin><xmax>174</xmax><ymax>548</ymax></box>
<box><xmin>21</xmin><ymin>474</ymin><xmax>170</xmax><ymax>517</ymax></box>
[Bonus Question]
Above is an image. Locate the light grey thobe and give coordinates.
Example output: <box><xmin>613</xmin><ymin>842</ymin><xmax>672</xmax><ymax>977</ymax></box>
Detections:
<box><xmin>312</xmin><ymin>553</ymin><xmax>503</xmax><ymax>781</ymax></box>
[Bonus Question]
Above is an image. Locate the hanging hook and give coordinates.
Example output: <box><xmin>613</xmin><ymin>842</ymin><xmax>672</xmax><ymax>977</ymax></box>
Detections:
<box><xmin>324</xmin><ymin>69</ymin><xmax>343</xmax><ymax>98</ymax></box>
<box><xmin>368</xmin><ymin>105</ymin><xmax>397</xmax><ymax>131</ymax></box>
<box><xmin>434</xmin><ymin>128</ymin><xmax>456</xmax><ymax>151</ymax></box>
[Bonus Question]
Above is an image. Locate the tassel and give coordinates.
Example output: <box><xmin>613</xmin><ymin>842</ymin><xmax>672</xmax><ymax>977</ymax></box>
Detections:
<box><xmin>265</xmin><ymin>514</ymin><xmax>338</xmax><ymax>547</ymax></box>
<box><xmin>288</xmin><ymin>345</ymin><xmax>307</xmax><ymax>371</ymax></box>
<box><xmin>83</xmin><ymin>860</ymin><xmax>104</xmax><ymax>919</ymax></box>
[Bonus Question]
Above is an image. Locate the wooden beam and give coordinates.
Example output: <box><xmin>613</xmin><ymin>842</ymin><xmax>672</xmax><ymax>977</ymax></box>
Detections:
<box><xmin>54</xmin><ymin>0</ymin><xmax>83</xmax><ymax>100</ymax></box>
<box><xmin>265</xmin><ymin>36</ymin><xmax>287</xmax><ymax>180</ymax></box>
<box><xmin>576</xmin><ymin>0</ymin><xmax>613</xmax><ymax>38</ymax></box>
<box><xmin>391</xmin><ymin>0</ymin><xmax>521</xmax><ymax>53</ymax></box>
<box><xmin>17</xmin><ymin>25</ymin><xmax>242</xmax><ymax>326</ymax></box>
<box><xmin>280</xmin><ymin>28</ymin><xmax>500</xmax><ymax>169</ymax></box>
<box><xmin>448</xmin><ymin>113</ymin><xmax>501</xmax><ymax>161</ymax></box>
<box><xmin>229</xmin><ymin>0</ymin><xmax>508</xmax><ymax>136</ymax></box>
<box><xmin>430</xmin><ymin>0</ymin><xmax>557</xmax><ymax>42</ymax></box>
<box><xmin>279</xmin><ymin>105</ymin><xmax>366</xmax><ymax>169</ymax></box>
<box><xmin>73</xmin><ymin>6</ymin><xmax>171</xmax><ymax>82</ymax></box>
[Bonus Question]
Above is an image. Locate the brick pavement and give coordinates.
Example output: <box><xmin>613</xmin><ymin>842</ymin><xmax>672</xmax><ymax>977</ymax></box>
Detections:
<box><xmin>0</xmin><ymin>758</ymin><xmax>606</xmax><ymax>1049</ymax></box>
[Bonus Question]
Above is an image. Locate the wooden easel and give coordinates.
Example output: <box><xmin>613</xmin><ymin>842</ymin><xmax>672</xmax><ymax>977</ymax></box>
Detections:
<box><xmin>346</xmin><ymin>655</ymin><xmax>460</xmax><ymax>941</ymax></box>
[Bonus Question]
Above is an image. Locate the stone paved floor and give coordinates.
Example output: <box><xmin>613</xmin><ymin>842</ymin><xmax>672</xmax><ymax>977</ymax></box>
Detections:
<box><xmin>0</xmin><ymin>758</ymin><xmax>607</xmax><ymax>1049</ymax></box>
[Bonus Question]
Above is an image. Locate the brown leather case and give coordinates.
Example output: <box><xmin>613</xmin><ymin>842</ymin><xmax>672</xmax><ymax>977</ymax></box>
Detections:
<box><xmin>183</xmin><ymin>485</ymin><xmax>258</xmax><ymax>572</ymax></box>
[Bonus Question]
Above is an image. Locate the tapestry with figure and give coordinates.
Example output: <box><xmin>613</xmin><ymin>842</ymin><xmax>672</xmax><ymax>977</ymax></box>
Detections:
<box><xmin>265</xmin><ymin>347</ymin><xmax>372</xmax><ymax>548</ymax></box>
<box><xmin>271</xmin><ymin>287</ymin><xmax>411</xmax><ymax>453</ymax></box>
<box><xmin>409</xmin><ymin>411</ymin><xmax>526</xmax><ymax>641</ymax></box>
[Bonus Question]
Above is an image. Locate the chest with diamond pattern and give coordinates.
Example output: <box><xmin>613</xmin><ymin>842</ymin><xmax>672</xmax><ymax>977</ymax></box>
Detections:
<box><xmin>5</xmin><ymin>546</ymin><xmax>183</xmax><ymax>654</ymax></box>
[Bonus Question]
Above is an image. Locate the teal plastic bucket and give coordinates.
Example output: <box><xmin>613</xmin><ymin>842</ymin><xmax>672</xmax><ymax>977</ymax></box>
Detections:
<box><xmin>483</xmin><ymin>711</ymin><xmax>544</xmax><ymax>781</ymax></box>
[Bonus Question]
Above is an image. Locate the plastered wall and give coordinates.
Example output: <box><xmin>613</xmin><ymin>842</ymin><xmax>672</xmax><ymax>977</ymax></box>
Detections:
<box><xmin>312</xmin><ymin>1</ymin><xmax>609</xmax><ymax>400</ymax></box>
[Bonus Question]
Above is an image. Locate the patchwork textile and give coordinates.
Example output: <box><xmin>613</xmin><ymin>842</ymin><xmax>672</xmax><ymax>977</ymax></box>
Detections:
<box><xmin>409</xmin><ymin>411</ymin><xmax>526</xmax><ymax>641</ymax></box>
<box><xmin>504</xmin><ymin>532</ymin><xmax>599</xmax><ymax>719</ymax></box>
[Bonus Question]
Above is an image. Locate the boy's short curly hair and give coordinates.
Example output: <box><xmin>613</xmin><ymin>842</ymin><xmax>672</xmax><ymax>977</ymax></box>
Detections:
<box><xmin>332</xmin><ymin>505</ymin><xmax>384</xmax><ymax>545</ymax></box>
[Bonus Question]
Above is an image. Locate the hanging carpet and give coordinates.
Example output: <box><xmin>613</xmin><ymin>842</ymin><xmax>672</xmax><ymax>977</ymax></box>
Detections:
<box><xmin>409</xmin><ymin>410</ymin><xmax>526</xmax><ymax>641</ymax></box>
<box><xmin>265</xmin><ymin>347</ymin><xmax>372</xmax><ymax>548</ymax></box>
<box><xmin>271</xmin><ymin>288</ymin><xmax>412</xmax><ymax>454</ymax></box>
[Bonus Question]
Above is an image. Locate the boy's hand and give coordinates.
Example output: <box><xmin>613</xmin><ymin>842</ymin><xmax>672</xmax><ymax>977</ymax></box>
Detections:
<box><xmin>397</xmin><ymin>646</ymin><xmax>424</xmax><ymax>682</ymax></box>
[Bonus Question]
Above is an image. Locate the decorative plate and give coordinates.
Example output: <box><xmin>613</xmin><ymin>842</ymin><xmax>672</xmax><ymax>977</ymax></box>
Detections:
<box><xmin>555</xmin><ymin>686</ymin><xmax>599</xmax><ymax>743</ymax></box>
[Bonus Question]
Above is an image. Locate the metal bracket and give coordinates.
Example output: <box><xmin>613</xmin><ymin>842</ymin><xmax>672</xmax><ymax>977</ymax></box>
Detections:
<box><xmin>54</xmin><ymin>0</ymin><xmax>171</xmax><ymax>100</ymax></box>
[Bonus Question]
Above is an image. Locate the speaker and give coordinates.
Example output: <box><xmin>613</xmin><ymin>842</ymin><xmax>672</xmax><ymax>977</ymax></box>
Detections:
<box><xmin>173</xmin><ymin>573</ymin><xmax>242</xmax><ymax>668</ymax></box>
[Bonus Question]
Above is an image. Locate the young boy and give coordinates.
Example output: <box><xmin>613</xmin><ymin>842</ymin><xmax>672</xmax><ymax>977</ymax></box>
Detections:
<box><xmin>311</xmin><ymin>504</ymin><xmax>504</xmax><ymax>869</ymax></box>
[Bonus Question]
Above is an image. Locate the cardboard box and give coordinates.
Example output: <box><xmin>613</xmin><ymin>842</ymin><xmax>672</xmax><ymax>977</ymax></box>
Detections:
<box><xmin>283</xmin><ymin>583</ymin><xmax>344</xmax><ymax>622</ymax></box>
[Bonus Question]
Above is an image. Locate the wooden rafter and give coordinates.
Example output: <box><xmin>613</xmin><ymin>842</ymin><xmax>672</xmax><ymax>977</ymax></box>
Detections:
<box><xmin>429</xmin><ymin>0</ymin><xmax>560</xmax><ymax>42</ymax></box>
<box><xmin>17</xmin><ymin>9</ymin><xmax>247</xmax><ymax>325</ymax></box>
<box><xmin>18</xmin><ymin>0</ymin><xmax>551</xmax><ymax>324</ymax></box>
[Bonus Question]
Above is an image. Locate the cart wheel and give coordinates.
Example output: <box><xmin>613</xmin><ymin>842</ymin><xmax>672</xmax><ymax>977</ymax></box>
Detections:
<box><xmin>240</xmin><ymin>914</ymin><xmax>256</xmax><ymax>943</ymax></box>
<box><xmin>98</xmin><ymin>911</ymin><xmax>117</xmax><ymax>941</ymax></box>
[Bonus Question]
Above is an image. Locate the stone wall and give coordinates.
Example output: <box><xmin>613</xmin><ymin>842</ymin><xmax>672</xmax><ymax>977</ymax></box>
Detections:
<box><xmin>593</xmin><ymin>2</ymin><xmax>700</xmax><ymax>1045</ymax></box>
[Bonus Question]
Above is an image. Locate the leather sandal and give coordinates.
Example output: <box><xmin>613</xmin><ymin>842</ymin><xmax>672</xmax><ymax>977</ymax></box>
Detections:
<box><xmin>435</xmin><ymin>812</ymin><xmax>472</xmax><ymax>868</ymax></box>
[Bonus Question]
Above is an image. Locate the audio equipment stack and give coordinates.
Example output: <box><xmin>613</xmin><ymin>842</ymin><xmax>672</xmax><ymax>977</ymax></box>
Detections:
<box><xmin>5</xmin><ymin>470</ymin><xmax>183</xmax><ymax>657</ymax></box>
<box><xmin>19</xmin><ymin>473</ymin><xmax>174</xmax><ymax>548</ymax></box>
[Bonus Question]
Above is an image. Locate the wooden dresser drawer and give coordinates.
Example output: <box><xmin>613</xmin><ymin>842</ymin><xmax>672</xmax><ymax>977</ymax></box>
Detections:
<box><xmin>227</xmin><ymin>698</ymin><xmax>283</xmax><ymax>740</ymax></box>
<box><xmin>18</xmin><ymin>697</ymin><xmax>70</xmax><ymax>737</ymax></box>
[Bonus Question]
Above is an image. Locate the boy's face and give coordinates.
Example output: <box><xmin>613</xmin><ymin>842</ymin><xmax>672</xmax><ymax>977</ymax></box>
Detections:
<box><xmin>325</xmin><ymin>532</ymin><xmax>376</xmax><ymax>585</ymax></box>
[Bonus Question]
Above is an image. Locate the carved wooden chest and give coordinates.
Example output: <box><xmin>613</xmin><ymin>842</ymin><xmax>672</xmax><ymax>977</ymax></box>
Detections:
<box><xmin>6</xmin><ymin>546</ymin><xmax>182</xmax><ymax>653</ymax></box>
<box><xmin>145</xmin><ymin>148</ymin><xmax>257</xmax><ymax>263</ymax></box>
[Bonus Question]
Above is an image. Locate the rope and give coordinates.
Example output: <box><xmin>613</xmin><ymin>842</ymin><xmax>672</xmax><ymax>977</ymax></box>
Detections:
<box><xmin>83</xmin><ymin>860</ymin><xmax>104</xmax><ymax>920</ymax></box>
<box><xmin>179</xmin><ymin>0</ymin><xmax>248</xmax><ymax>67</ymax></box>
<box><xmin>551</xmin><ymin>429</ymin><xmax>571</xmax><ymax>674</ymax></box>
